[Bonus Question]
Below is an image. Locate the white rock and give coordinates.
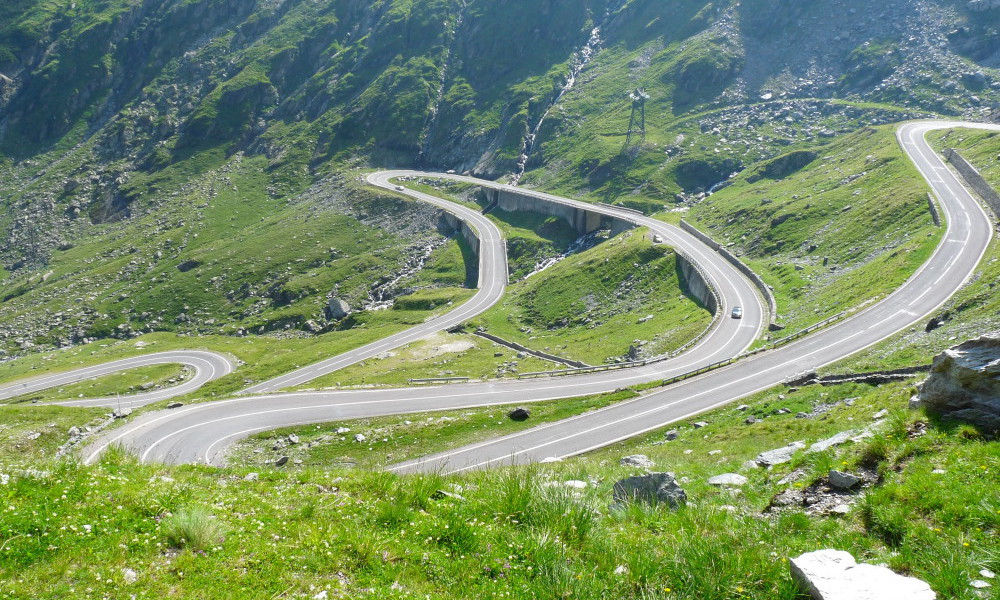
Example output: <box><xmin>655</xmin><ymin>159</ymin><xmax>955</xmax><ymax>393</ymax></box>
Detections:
<box><xmin>613</xmin><ymin>565</ymin><xmax>628</xmax><ymax>575</ymax></box>
<box><xmin>790</xmin><ymin>549</ymin><xmax>936</xmax><ymax>600</ymax></box>
<box><xmin>353</xmin><ymin>434</ymin><xmax>366</xmax><ymax>443</ymax></box>
<box><xmin>872</xmin><ymin>409</ymin><xmax>889</xmax><ymax>420</ymax></box>
<box><xmin>707</xmin><ymin>473</ymin><xmax>748</xmax><ymax>487</ymax></box>
<box><xmin>708</xmin><ymin>450</ymin><xmax>722</xmax><ymax>456</ymax></box>
<box><xmin>540</xmin><ymin>456</ymin><xmax>562</xmax><ymax>463</ymax></box>
<box><xmin>971</xmin><ymin>580</ymin><xmax>992</xmax><ymax>589</ymax></box>
<box><xmin>808</xmin><ymin>430</ymin><xmax>856</xmax><ymax>453</ymax></box>
<box><xmin>980</xmin><ymin>569</ymin><xmax>995</xmax><ymax>579</ymax></box>
<box><xmin>756</xmin><ymin>441</ymin><xmax>806</xmax><ymax>466</ymax></box>
<box><xmin>828</xmin><ymin>470</ymin><xmax>861</xmax><ymax>490</ymax></box>
<box><xmin>563</xmin><ymin>480</ymin><xmax>587</xmax><ymax>489</ymax></box>
<box><xmin>245</xmin><ymin>472</ymin><xmax>259</xmax><ymax>482</ymax></box>
<box><xmin>620</xmin><ymin>454</ymin><xmax>655</xmax><ymax>468</ymax></box>
<box><xmin>336</xmin><ymin>427</ymin><xmax>351</xmax><ymax>434</ymax></box>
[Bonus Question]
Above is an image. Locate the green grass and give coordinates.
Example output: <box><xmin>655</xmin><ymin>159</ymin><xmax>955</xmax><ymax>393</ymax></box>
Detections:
<box><xmin>0</xmin><ymin>153</ymin><xmax>468</xmax><ymax>353</ymax></box>
<box><xmin>472</xmin><ymin>228</ymin><xmax>714</xmax><ymax>365</ymax></box>
<box><xmin>228</xmin><ymin>389</ymin><xmax>639</xmax><ymax>470</ymax></box>
<box><xmin>3</xmin><ymin>363</ymin><xmax>189</xmax><ymax>405</ymax></box>
<box><xmin>488</xmin><ymin>208</ymin><xmax>581</xmax><ymax>281</ymax></box>
<box><xmin>0</xmin><ymin>295</ymin><xmax>476</xmax><ymax>405</ymax></box>
<box><xmin>0</xmin><ymin>404</ymin><xmax>106</xmax><ymax>464</ymax></box>
<box><xmin>686</xmin><ymin>126</ymin><xmax>942</xmax><ymax>335</ymax></box>
<box><xmin>0</xmin><ymin>379</ymin><xmax>994</xmax><ymax>599</ymax></box>
<box><xmin>825</xmin><ymin>128</ymin><xmax>1000</xmax><ymax>373</ymax></box>
<box><xmin>291</xmin><ymin>331</ymin><xmax>554</xmax><ymax>389</ymax></box>
<box><xmin>160</xmin><ymin>508</ymin><xmax>227</xmax><ymax>552</ymax></box>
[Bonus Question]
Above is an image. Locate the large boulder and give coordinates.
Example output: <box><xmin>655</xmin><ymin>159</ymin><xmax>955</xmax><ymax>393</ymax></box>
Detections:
<box><xmin>612</xmin><ymin>472</ymin><xmax>687</xmax><ymax>508</ymax></box>
<box><xmin>917</xmin><ymin>334</ymin><xmax>1000</xmax><ymax>434</ymax></box>
<box><xmin>790</xmin><ymin>549</ymin><xmax>935</xmax><ymax>600</ymax></box>
<box><xmin>326</xmin><ymin>297</ymin><xmax>352</xmax><ymax>320</ymax></box>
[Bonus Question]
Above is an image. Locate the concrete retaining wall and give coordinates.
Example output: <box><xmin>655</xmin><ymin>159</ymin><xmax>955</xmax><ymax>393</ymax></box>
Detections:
<box><xmin>439</xmin><ymin>212</ymin><xmax>480</xmax><ymax>256</ymax></box>
<box><xmin>945</xmin><ymin>148</ymin><xmax>1000</xmax><ymax>218</ymax></box>
<box><xmin>680</xmin><ymin>220</ymin><xmax>779</xmax><ymax>328</ymax></box>
<box><xmin>677</xmin><ymin>253</ymin><xmax>718</xmax><ymax>314</ymax></box>
<box><xmin>484</xmin><ymin>187</ymin><xmax>635</xmax><ymax>236</ymax></box>
<box><xmin>927</xmin><ymin>193</ymin><xmax>941</xmax><ymax>227</ymax></box>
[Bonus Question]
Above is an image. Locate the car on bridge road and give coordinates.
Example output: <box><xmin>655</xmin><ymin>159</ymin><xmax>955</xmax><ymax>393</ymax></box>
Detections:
<box><xmin>731</xmin><ymin>306</ymin><xmax>743</xmax><ymax>319</ymax></box>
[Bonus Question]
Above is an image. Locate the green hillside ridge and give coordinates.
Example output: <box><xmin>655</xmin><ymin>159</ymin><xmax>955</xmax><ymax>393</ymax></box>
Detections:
<box><xmin>2</xmin><ymin>0</ymin><xmax>997</xmax><ymax>361</ymax></box>
<box><xmin>472</xmin><ymin>228</ymin><xmax>714</xmax><ymax>365</ymax></box>
<box><xmin>1</xmin><ymin>1</ymin><xmax>1000</xmax><ymax>597</ymax></box>
<box><xmin>686</xmin><ymin>126</ymin><xmax>942</xmax><ymax>335</ymax></box>
<box><xmin>827</xmin><ymin>128</ymin><xmax>1000</xmax><ymax>373</ymax></box>
<box><xmin>3</xmin><ymin>362</ymin><xmax>188</xmax><ymax>405</ymax></box>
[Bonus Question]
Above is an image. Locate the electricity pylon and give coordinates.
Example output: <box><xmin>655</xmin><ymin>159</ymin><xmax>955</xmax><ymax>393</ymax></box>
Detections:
<box><xmin>626</xmin><ymin>88</ymin><xmax>649</xmax><ymax>146</ymax></box>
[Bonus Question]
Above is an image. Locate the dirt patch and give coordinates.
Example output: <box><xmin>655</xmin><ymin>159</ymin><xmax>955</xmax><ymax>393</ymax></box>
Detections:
<box><xmin>411</xmin><ymin>335</ymin><xmax>477</xmax><ymax>360</ymax></box>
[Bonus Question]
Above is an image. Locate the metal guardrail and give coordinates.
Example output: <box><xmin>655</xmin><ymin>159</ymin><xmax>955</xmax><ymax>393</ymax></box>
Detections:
<box><xmin>407</xmin><ymin>377</ymin><xmax>471</xmax><ymax>384</ymax></box>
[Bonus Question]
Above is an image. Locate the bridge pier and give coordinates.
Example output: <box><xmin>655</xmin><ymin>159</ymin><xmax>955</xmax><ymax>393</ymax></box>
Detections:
<box><xmin>483</xmin><ymin>187</ymin><xmax>633</xmax><ymax>236</ymax></box>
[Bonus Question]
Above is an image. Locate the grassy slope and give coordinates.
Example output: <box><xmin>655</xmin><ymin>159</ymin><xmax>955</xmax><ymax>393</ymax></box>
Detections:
<box><xmin>1</xmin><ymin>380</ymin><xmax>994</xmax><ymax>599</ymax></box>
<box><xmin>228</xmin><ymin>390</ymin><xmax>639</xmax><ymax>471</ymax></box>
<box><xmin>3</xmin><ymin>363</ymin><xmax>187</xmax><ymax>405</ymax></box>
<box><xmin>828</xmin><ymin>128</ymin><xmax>1000</xmax><ymax>372</ymax></box>
<box><xmin>0</xmin><ymin>153</ymin><xmax>462</xmax><ymax>346</ymax></box>
<box><xmin>686</xmin><ymin>126</ymin><xmax>941</xmax><ymax>334</ymax></box>
<box><xmin>0</xmin><ymin>294</ymin><xmax>475</xmax><ymax>404</ymax></box>
<box><xmin>473</xmin><ymin>229</ymin><xmax>714</xmax><ymax>365</ymax></box>
<box><xmin>291</xmin><ymin>331</ymin><xmax>554</xmax><ymax>389</ymax></box>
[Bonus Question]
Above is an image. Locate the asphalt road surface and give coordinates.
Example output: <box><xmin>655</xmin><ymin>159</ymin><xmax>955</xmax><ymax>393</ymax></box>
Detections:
<box><xmin>9</xmin><ymin>121</ymin><xmax>995</xmax><ymax>471</ymax></box>
<box><xmin>239</xmin><ymin>169</ymin><xmax>766</xmax><ymax>393</ymax></box>
<box><xmin>239</xmin><ymin>173</ymin><xmax>512</xmax><ymax>395</ymax></box>
<box><xmin>0</xmin><ymin>351</ymin><xmax>235</xmax><ymax>409</ymax></box>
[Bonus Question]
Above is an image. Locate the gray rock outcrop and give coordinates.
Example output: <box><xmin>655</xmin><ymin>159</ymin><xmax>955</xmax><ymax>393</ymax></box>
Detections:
<box><xmin>828</xmin><ymin>470</ymin><xmax>861</xmax><ymax>490</ymax></box>
<box><xmin>707</xmin><ymin>473</ymin><xmax>748</xmax><ymax>486</ymax></box>
<box><xmin>790</xmin><ymin>549</ymin><xmax>936</xmax><ymax>600</ymax></box>
<box><xmin>917</xmin><ymin>334</ymin><xmax>1000</xmax><ymax>434</ymax></box>
<box><xmin>620</xmin><ymin>454</ymin><xmax>655</xmax><ymax>468</ymax></box>
<box><xmin>612</xmin><ymin>472</ymin><xmax>687</xmax><ymax>508</ymax></box>
<box><xmin>326</xmin><ymin>298</ymin><xmax>351</xmax><ymax>320</ymax></box>
<box><xmin>755</xmin><ymin>441</ymin><xmax>806</xmax><ymax>466</ymax></box>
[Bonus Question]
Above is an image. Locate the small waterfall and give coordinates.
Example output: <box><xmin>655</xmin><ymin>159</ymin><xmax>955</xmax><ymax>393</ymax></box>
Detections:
<box><xmin>511</xmin><ymin>26</ymin><xmax>604</xmax><ymax>185</ymax></box>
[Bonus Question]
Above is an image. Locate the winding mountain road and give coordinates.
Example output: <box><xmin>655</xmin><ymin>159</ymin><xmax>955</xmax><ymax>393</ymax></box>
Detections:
<box><xmin>1</xmin><ymin>121</ymin><xmax>994</xmax><ymax>473</ymax></box>
<box><xmin>0</xmin><ymin>351</ymin><xmax>235</xmax><ymax>408</ymax></box>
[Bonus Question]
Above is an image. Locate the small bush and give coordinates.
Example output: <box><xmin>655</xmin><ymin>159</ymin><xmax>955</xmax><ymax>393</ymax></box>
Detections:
<box><xmin>160</xmin><ymin>508</ymin><xmax>225</xmax><ymax>551</ymax></box>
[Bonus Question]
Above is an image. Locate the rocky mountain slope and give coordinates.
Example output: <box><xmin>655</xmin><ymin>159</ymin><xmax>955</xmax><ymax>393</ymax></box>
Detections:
<box><xmin>1</xmin><ymin>0</ymin><xmax>999</xmax><ymax>354</ymax></box>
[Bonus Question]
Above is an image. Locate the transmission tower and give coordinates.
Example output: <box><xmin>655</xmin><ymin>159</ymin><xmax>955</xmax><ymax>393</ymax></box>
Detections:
<box><xmin>625</xmin><ymin>88</ymin><xmax>649</xmax><ymax>146</ymax></box>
